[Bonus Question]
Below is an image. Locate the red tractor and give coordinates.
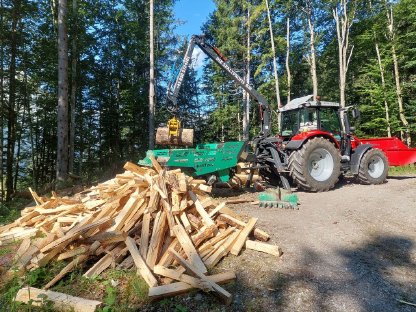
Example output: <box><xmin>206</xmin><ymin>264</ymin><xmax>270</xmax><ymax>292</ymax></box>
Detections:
<box><xmin>261</xmin><ymin>95</ymin><xmax>416</xmax><ymax>191</ymax></box>
<box><xmin>155</xmin><ymin>35</ymin><xmax>415</xmax><ymax>192</ymax></box>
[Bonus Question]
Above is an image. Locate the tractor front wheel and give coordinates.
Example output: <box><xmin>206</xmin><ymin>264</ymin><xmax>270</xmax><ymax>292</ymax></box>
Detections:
<box><xmin>288</xmin><ymin>137</ymin><xmax>341</xmax><ymax>192</ymax></box>
<box><xmin>357</xmin><ymin>148</ymin><xmax>388</xmax><ymax>185</ymax></box>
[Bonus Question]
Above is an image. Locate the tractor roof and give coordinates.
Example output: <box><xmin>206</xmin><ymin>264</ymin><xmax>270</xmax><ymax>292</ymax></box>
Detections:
<box><xmin>279</xmin><ymin>95</ymin><xmax>340</xmax><ymax>112</ymax></box>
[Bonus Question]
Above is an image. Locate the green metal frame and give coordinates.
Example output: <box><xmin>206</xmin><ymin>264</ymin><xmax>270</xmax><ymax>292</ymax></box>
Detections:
<box><xmin>139</xmin><ymin>141</ymin><xmax>245</xmax><ymax>182</ymax></box>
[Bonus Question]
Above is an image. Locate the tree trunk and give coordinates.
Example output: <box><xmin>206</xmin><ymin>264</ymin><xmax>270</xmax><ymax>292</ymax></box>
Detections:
<box><xmin>27</xmin><ymin>94</ymin><xmax>37</xmax><ymax>189</ymax></box>
<box><xmin>56</xmin><ymin>0</ymin><xmax>69</xmax><ymax>181</ymax></box>
<box><xmin>333</xmin><ymin>1</ymin><xmax>354</xmax><ymax>109</ymax></box>
<box><xmin>265</xmin><ymin>0</ymin><xmax>281</xmax><ymax>108</ymax></box>
<box><xmin>0</xmin><ymin>0</ymin><xmax>4</xmax><ymax>202</ymax></box>
<box><xmin>286</xmin><ymin>17</ymin><xmax>291</xmax><ymax>105</ymax></box>
<box><xmin>243</xmin><ymin>5</ymin><xmax>251</xmax><ymax>141</ymax></box>
<box><xmin>308</xmin><ymin>15</ymin><xmax>318</xmax><ymax>98</ymax></box>
<box><xmin>375</xmin><ymin>43</ymin><xmax>391</xmax><ymax>137</ymax></box>
<box><xmin>69</xmin><ymin>0</ymin><xmax>77</xmax><ymax>173</ymax></box>
<box><xmin>6</xmin><ymin>0</ymin><xmax>21</xmax><ymax>200</ymax></box>
<box><xmin>148</xmin><ymin>0</ymin><xmax>155</xmax><ymax>149</ymax></box>
<box><xmin>14</xmin><ymin>104</ymin><xmax>26</xmax><ymax>191</ymax></box>
<box><xmin>392</xmin><ymin>45</ymin><xmax>410</xmax><ymax>145</ymax></box>
<box><xmin>386</xmin><ymin>5</ymin><xmax>411</xmax><ymax>145</ymax></box>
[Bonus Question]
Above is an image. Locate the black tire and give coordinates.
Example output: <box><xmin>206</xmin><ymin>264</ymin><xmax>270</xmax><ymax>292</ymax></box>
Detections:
<box><xmin>288</xmin><ymin>137</ymin><xmax>341</xmax><ymax>192</ymax></box>
<box><xmin>357</xmin><ymin>148</ymin><xmax>388</xmax><ymax>185</ymax></box>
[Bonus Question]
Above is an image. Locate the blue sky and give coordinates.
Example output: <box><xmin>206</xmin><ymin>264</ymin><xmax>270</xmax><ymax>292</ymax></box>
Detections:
<box><xmin>173</xmin><ymin>0</ymin><xmax>216</xmax><ymax>69</ymax></box>
<box><xmin>173</xmin><ymin>0</ymin><xmax>216</xmax><ymax>37</ymax></box>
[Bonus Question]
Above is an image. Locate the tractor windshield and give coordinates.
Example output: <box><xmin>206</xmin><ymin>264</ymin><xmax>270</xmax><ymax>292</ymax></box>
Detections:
<box><xmin>280</xmin><ymin>109</ymin><xmax>299</xmax><ymax>136</ymax></box>
<box><xmin>299</xmin><ymin>108</ymin><xmax>318</xmax><ymax>131</ymax></box>
<box><xmin>280</xmin><ymin>106</ymin><xmax>341</xmax><ymax>138</ymax></box>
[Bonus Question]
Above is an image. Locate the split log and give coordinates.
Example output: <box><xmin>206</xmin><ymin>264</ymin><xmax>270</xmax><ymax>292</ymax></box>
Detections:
<box><xmin>230</xmin><ymin>218</ymin><xmax>257</xmax><ymax>256</ymax></box>
<box><xmin>125</xmin><ymin>236</ymin><xmax>158</xmax><ymax>287</ymax></box>
<box><xmin>217</xmin><ymin>213</ymin><xmax>269</xmax><ymax>242</ymax></box>
<box><xmin>148</xmin><ymin>271</ymin><xmax>236</xmax><ymax>300</ymax></box>
<box><xmin>169</xmin><ymin>249</ymin><xmax>233</xmax><ymax>305</ymax></box>
<box><xmin>15</xmin><ymin>286</ymin><xmax>102</xmax><ymax>312</ymax></box>
<box><xmin>245</xmin><ymin>240</ymin><xmax>282</xmax><ymax>257</ymax></box>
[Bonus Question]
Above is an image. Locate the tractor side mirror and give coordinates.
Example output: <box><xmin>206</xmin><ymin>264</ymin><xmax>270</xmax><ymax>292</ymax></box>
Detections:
<box><xmin>352</xmin><ymin>108</ymin><xmax>360</xmax><ymax>119</ymax></box>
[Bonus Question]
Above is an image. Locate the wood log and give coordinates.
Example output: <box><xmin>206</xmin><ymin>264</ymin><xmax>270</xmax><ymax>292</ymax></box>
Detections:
<box><xmin>188</xmin><ymin>191</ymin><xmax>216</xmax><ymax>228</ymax></box>
<box><xmin>148</xmin><ymin>271</ymin><xmax>236</xmax><ymax>300</ymax></box>
<box><xmin>208</xmin><ymin>202</ymin><xmax>226</xmax><ymax>218</ymax></box>
<box><xmin>41</xmin><ymin>217</ymin><xmax>112</xmax><ymax>253</ymax></box>
<box><xmin>169</xmin><ymin>249</ymin><xmax>232</xmax><ymax>305</ymax></box>
<box><xmin>57</xmin><ymin>246</ymin><xmax>88</xmax><ymax>261</ymax></box>
<box><xmin>245</xmin><ymin>240</ymin><xmax>282</xmax><ymax>257</ymax></box>
<box><xmin>123</xmin><ymin>161</ymin><xmax>150</xmax><ymax>177</ymax></box>
<box><xmin>44</xmin><ymin>241</ymin><xmax>100</xmax><ymax>289</ymax></box>
<box><xmin>140</xmin><ymin>212</ymin><xmax>151</xmax><ymax>258</ymax></box>
<box><xmin>204</xmin><ymin>230</ymin><xmax>240</xmax><ymax>268</ymax></box>
<box><xmin>233</xmin><ymin>174</ymin><xmax>261</xmax><ymax>184</ymax></box>
<box><xmin>178</xmin><ymin>213</ymin><xmax>191</xmax><ymax>233</ymax></box>
<box><xmin>153</xmin><ymin>265</ymin><xmax>212</xmax><ymax>291</ymax></box>
<box><xmin>155</xmin><ymin>127</ymin><xmax>194</xmax><ymax>147</ymax></box>
<box><xmin>230</xmin><ymin>218</ymin><xmax>257</xmax><ymax>256</ymax></box>
<box><xmin>15</xmin><ymin>286</ymin><xmax>102</xmax><ymax>312</ymax></box>
<box><xmin>217</xmin><ymin>213</ymin><xmax>269</xmax><ymax>242</ymax></box>
<box><xmin>146</xmin><ymin>211</ymin><xmax>168</xmax><ymax>269</ymax></box>
<box><xmin>125</xmin><ymin>237</ymin><xmax>158</xmax><ymax>287</ymax></box>
<box><xmin>172</xmin><ymin>224</ymin><xmax>207</xmax><ymax>274</ymax></box>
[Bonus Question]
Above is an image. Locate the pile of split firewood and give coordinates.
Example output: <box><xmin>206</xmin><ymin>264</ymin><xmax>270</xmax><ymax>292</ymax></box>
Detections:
<box><xmin>0</xmin><ymin>158</ymin><xmax>281</xmax><ymax>310</ymax></box>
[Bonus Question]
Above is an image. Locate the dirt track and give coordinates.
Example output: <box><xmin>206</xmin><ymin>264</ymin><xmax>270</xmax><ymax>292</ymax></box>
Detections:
<box><xmin>208</xmin><ymin>175</ymin><xmax>416</xmax><ymax>312</ymax></box>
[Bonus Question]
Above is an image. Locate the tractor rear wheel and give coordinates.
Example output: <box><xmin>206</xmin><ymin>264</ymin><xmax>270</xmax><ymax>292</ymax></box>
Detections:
<box><xmin>288</xmin><ymin>137</ymin><xmax>341</xmax><ymax>192</ymax></box>
<box><xmin>357</xmin><ymin>148</ymin><xmax>388</xmax><ymax>185</ymax></box>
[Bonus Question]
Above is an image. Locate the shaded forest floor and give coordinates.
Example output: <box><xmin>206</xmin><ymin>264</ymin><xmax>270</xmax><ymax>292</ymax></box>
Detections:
<box><xmin>1</xmin><ymin>174</ymin><xmax>416</xmax><ymax>311</ymax></box>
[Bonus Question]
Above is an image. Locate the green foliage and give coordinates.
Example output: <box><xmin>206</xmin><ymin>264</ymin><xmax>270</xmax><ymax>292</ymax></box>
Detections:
<box><xmin>102</xmin><ymin>282</ymin><xmax>117</xmax><ymax>312</ymax></box>
<box><xmin>0</xmin><ymin>247</ymin><xmax>13</xmax><ymax>256</ymax></box>
<box><xmin>159</xmin><ymin>298</ymin><xmax>189</xmax><ymax>312</ymax></box>
<box><xmin>0</xmin><ymin>198</ymin><xmax>31</xmax><ymax>226</ymax></box>
<box><xmin>388</xmin><ymin>164</ymin><xmax>416</xmax><ymax>176</ymax></box>
<box><xmin>1</xmin><ymin>0</ymin><xmax>416</xmax><ymax>204</ymax></box>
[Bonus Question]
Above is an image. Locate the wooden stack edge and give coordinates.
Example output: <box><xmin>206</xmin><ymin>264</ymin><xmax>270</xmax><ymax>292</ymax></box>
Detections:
<box><xmin>1</xmin><ymin>160</ymin><xmax>282</xmax><ymax>307</ymax></box>
<box><xmin>228</xmin><ymin>162</ymin><xmax>262</xmax><ymax>188</ymax></box>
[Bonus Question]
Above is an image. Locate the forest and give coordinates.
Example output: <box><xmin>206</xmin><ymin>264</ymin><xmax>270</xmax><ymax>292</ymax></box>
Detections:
<box><xmin>1</xmin><ymin>0</ymin><xmax>415</xmax><ymax>203</ymax></box>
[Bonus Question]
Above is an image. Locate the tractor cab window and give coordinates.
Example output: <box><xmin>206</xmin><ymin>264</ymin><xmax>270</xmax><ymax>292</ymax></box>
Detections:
<box><xmin>299</xmin><ymin>108</ymin><xmax>318</xmax><ymax>131</ymax></box>
<box><xmin>280</xmin><ymin>109</ymin><xmax>299</xmax><ymax>136</ymax></box>
<box><xmin>319</xmin><ymin>108</ymin><xmax>341</xmax><ymax>139</ymax></box>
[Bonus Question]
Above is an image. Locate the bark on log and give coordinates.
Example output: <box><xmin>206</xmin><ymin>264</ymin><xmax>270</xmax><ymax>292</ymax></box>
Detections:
<box><xmin>155</xmin><ymin>127</ymin><xmax>194</xmax><ymax>146</ymax></box>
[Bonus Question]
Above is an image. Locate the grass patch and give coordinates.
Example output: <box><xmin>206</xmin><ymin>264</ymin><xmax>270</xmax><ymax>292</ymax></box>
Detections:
<box><xmin>389</xmin><ymin>164</ymin><xmax>416</xmax><ymax>176</ymax></box>
<box><xmin>51</xmin><ymin>267</ymin><xmax>150</xmax><ymax>312</ymax></box>
<box><xmin>0</xmin><ymin>198</ymin><xmax>32</xmax><ymax>226</ymax></box>
<box><xmin>0</xmin><ymin>247</ymin><xmax>13</xmax><ymax>256</ymax></box>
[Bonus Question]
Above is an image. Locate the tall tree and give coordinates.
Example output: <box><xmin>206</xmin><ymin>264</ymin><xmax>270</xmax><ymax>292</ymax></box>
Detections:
<box><xmin>148</xmin><ymin>0</ymin><xmax>155</xmax><ymax>149</ymax></box>
<box><xmin>265</xmin><ymin>0</ymin><xmax>281</xmax><ymax>107</ymax></box>
<box><xmin>333</xmin><ymin>0</ymin><xmax>355</xmax><ymax>108</ymax></box>
<box><xmin>302</xmin><ymin>0</ymin><xmax>319</xmax><ymax>98</ymax></box>
<box><xmin>56</xmin><ymin>0</ymin><xmax>69</xmax><ymax>181</ymax></box>
<box><xmin>6</xmin><ymin>0</ymin><xmax>21</xmax><ymax>200</ymax></box>
<box><xmin>286</xmin><ymin>17</ymin><xmax>291</xmax><ymax>104</ymax></box>
<box><xmin>69</xmin><ymin>0</ymin><xmax>77</xmax><ymax>173</ymax></box>
<box><xmin>375</xmin><ymin>43</ymin><xmax>391</xmax><ymax>137</ymax></box>
<box><xmin>386</xmin><ymin>1</ymin><xmax>411</xmax><ymax>145</ymax></box>
<box><xmin>0</xmin><ymin>0</ymin><xmax>5</xmax><ymax>201</ymax></box>
<box><xmin>243</xmin><ymin>3</ymin><xmax>251</xmax><ymax>140</ymax></box>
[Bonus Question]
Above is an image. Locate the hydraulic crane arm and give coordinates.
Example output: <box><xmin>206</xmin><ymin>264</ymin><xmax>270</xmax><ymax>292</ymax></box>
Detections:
<box><xmin>167</xmin><ymin>35</ymin><xmax>272</xmax><ymax>137</ymax></box>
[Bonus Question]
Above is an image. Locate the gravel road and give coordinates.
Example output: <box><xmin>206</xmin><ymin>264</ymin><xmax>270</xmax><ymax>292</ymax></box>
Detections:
<box><xmin>213</xmin><ymin>175</ymin><xmax>416</xmax><ymax>312</ymax></box>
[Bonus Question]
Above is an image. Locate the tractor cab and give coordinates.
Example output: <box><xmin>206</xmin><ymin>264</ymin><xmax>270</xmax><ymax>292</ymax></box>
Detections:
<box><xmin>279</xmin><ymin>95</ymin><xmax>342</xmax><ymax>141</ymax></box>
